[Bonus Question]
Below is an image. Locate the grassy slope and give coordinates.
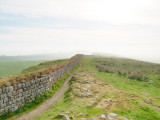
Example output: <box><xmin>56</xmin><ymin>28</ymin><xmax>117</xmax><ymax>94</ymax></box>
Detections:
<box><xmin>36</xmin><ymin>56</ymin><xmax>160</xmax><ymax>120</ymax></box>
<box><xmin>0</xmin><ymin>59</ymin><xmax>68</xmax><ymax>79</ymax></box>
<box><xmin>22</xmin><ymin>59</ymin><xmax>68</xmax><ymax>74</ymax></box>
<box><xmin>0</xmin><ymin>61</ymin><xmax>42</xmax><ymax>78</ymax></box>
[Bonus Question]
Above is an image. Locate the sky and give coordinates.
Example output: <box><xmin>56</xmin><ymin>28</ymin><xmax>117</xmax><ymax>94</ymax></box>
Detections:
<box><xmin>0</xmin><ymin>0</ymin><xmax>160</xmax><ymax>62</ymax></box>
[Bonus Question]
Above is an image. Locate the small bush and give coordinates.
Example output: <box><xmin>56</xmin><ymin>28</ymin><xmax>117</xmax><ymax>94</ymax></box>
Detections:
<box><xmin>96</xmin><ymin>64</ymin><xmax>105</xmax><ymax>72</ymax></box>
<box><xmin>128</xmin><ymin>72</ymin><xmax>148</xmax><ymax>81</ymax></box>
<box><xmin>95</xmin><ymin>60</ymin><xmax>151</xmax><ymax>82</ymax></box>
<box><xmin>117</xmin><ymin>71</ymin><xmax>127</xmax><ymax>77</ymax></box>
<box><xmin>105</xmin><ymin>68</ymin><xmax>111</xmax><ymax>73</ymax></box>
<box><xmin>128</xmin><ymin>72</ymin><xmax>142</xmax><ymax>80</ymax></box>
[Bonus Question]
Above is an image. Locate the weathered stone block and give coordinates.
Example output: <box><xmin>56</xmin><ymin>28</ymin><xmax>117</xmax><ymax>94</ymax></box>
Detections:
<box><xmin>0</xmin><ymin>93</ymin><xmax>7</xmax><ymax>99</ymax></box>
<box><xmin>0</xmin><ymin>88</ymin><xmax>2</xmax><ymax>94</ymax></box>
<box><xmin>22</xmin><ymin>83</ymin><xmax>26</xmax><ymax>87</ymax></box>
<box><xmin>1</xmin><ymin>103</ymin><xmax>6</xmax><ymax>108</ymax></box>
<box><xmin>2</xmin><ymin>87</ymin><xmax>6</xmax><ymax>93</ymax></box>
<box><xmin>18</xmin><ymin>83</ymin><xmax>22</xmax><ymax>88</ymax></box>
<box><xmin>12</xmin><ymin>91</ymin><xmax>16</xmax><ymax>96</ymax></box>
<box><xmin>4</xmin><ymin>97</ymin><xmax>8</xmax><ymax>103</ymax></box>
<box><xmin>4</xmin><ymin>106</ymin><xmax>9</xmax><ymax>112</ymax></box>
<box><xmin>0</xmin><ymin>100</ymin><xmax>3</xmax><ymax>104</ymax></box>
<box><xmin>0</xmin><ymin>108</ymin><xmax>4</xmax><ymax>114</ymax></box>
<box><xmin>19</xmin><ymin>89</ymin><xmax>23</xmax><ymax>93</ymax></box>
<box><xmin>8</xmin><ymin>92</ymin><xmax>12</xmax><ymax>97</ymax></box>
<box><xmin>13</xmin><ymin>84</ymin><xmax>18</xmax><ymax>91</ymax></box>
<box><xmin>8</xmin><ymin>86</ymin><xmax>13</xmax><ymax>92</ymax></box>
<box><xmin>9</xmin><ymin>101</ymin><xmax>13</xmax><ymax>105</ymax></box>
<box><xmin>19</xmin><ymin>93</ymin><xmax>22</xmax><ymax>97</ymax></box>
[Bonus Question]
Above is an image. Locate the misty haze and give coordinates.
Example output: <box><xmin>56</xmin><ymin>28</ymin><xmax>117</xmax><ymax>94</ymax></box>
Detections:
<box><xmin>0</xmin><ymin>0</ymin><xmax>160</xmax><ymax>120</ymax></box>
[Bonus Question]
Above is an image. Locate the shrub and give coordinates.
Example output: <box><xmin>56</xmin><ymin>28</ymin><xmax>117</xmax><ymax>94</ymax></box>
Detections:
<box><xmin>117</xmin><ymin>71</ymin><xmax>127</xmax><ymax>77</ymax></box>
<box><xmin>96</xmin><ymin>64</ymin><xmax>105</xmax><ymax>72</ymax></box>
<box><xmin>105</xmin><ymin>68</ymin><xmax>111</xmax><ymax>73</ymax></box>
<box><xmin>128</xmin><ymin>72</ymin><xmax>148</xmax><ymax>81</ymax></box>
<box><xmin>128</xmin><ymin>72</ymin><xmax>142</xmax><ymax>80</ymax></box>
<box><xmin>155</xmin><ymin>68</ymin><xmax>160</xmax><ymax>74</ymax></box>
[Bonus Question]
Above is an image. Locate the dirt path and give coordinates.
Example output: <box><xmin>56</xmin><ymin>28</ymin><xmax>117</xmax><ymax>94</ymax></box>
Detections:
<box><xmin>15</xmin><ymin>75</ymin><xmax>73</xmax><ymax>120</ymax></box>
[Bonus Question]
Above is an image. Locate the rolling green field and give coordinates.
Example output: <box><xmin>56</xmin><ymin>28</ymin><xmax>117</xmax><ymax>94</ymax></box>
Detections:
<box><xmin>0</xmin><ymin>61</ymin><xmax>42</xmax><ymax>78</ymax></box>
<box><xmin>0</xmin><ymin>54</ymin><xmax>69</xmax><ymax>79</ymax></box>
<box><xmin>0</xmin><ymin>59</ymin><xmax>68</xmax><ymax>79</ymax></box>
<box><xmin>22</xmin><ymin>59</ymin><xmax>68</xmax><ymax>74</ymax></box>
<box><xmin>35</xmin><ymin>56</ymin><xmax>160</xmax><ymax>120</ymax></box>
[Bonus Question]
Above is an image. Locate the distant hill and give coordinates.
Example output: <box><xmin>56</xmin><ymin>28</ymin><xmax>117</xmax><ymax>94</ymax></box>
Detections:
<box><xmin>0</xmin><ymin>53</ymin><xmax>74</xmax><ymax>62</ymax></box>
<box><xmin>92</xmin><ymin>52</ymin><xmax>160</xmax><ymax>64</ymax></box>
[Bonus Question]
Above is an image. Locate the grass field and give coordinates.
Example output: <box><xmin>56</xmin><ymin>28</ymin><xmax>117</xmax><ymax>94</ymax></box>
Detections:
<box><xmin>35</xmin><ymin>56</ymin><xmax>160</xmax><ymax>120</ymax></box>
<box><xmin>0</xmin><ymin>59</ymin><xmax>68</xmax><ymax>80</ymax></box>
<box><xmin>0</xmin><ymin>59</ymin><xmax>69</xmax><ymax>87</ymax></box>
<box><xmin>22</xmin><ymin>59</ymin><xmax>68</xmax><ymax>74</ymax></box>
<box><xmin>0</xmin><ymin>61</ymin><xmax>42</xmax><ymax>78</ymax></box>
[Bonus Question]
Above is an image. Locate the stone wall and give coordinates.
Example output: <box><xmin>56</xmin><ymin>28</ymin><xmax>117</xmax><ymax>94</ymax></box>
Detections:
<box><xmin>0</xmin><ymin>54</ymin><xmax>83</xmax><ymax>115</ymax></box>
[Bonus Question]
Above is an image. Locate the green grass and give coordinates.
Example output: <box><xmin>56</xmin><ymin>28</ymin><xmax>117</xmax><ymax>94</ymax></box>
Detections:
<box><xmin>22</xmin><ymin>59</ymin><xmax>68</xmax><ymax>74</ymax></box>
<box><xmin>0</xmin><ymin>64</ymin><xmax>79</xmax><ymax>120</ymax></box>
<box><xmin>35</xmin><ymin>56</ymin><xmax>160</xmax><ymax>120</ymax></box>
<box><xmin>0</xmin><ymin>59</ymin><xmax>68</xmax><ymax>79</ymax></box>
<box><xmin>0</xmin><ymin>61</ymin><xmax>42</xmax><ymax>78</ymax></box>
<box><xmin>0</xmin><ymin>59</ymin><xmax>69</xmax><ymax>87</ymax></box>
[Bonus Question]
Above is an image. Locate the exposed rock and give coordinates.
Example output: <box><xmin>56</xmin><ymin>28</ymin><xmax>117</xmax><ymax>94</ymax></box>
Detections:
<box><xmin>73</xmin><ymin>86</ymin><xmax>94</xmax><ymax>98</ymax></box>
<box><xmin>81</xmin><ymin>118</ymin><xmax>88</xmax><ymax>120</ymax></box>
<box><xmin>63</xmin><ymin>115</ymin><xmax>70</xmax><ymax>120</ymax></box>
<box><xmin>77</xmin><ymin>113</ymin><xmax>87</xmax><ymax>117</ymax></box>
<box><xmin>101</xmin><ymin>114</ymin><xmax>108</xmax><ymax>119</ymax></box>
<box><xmin>89</xmin><ymin>118</ymin><xmax>99</xmax><ymax>120</ymax></box>
<box><xmin>59</xmin><ymin>114</ymin><xmax>70</xmax><ymax>120</ymax></box>
<box><xmin>123</xmin><ymin>117</ymin><xmax>130</xmax><ymax>120</ymax></box>
<box><xmin>73</xmin><ymin>85</ymin><xmax>80</xmax><ymax>89</ymax></box>
<box><xmin>107</xmin><ymin>113</ymin><xmax>118</xmax><ymax>120</ymax></box>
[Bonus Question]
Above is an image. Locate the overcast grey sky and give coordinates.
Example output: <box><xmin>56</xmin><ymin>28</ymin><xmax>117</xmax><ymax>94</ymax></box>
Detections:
<box><xmin>0</xmin><ymin>0</ymin><xmax>160</xmax><ymax>62</ymax></box>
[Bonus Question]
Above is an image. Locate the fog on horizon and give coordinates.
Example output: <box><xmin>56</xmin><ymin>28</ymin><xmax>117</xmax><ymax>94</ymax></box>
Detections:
<box><xmin>0</xmin><ymin>0</ymin><xmax>160</xmax><ymax>63</ymax></box>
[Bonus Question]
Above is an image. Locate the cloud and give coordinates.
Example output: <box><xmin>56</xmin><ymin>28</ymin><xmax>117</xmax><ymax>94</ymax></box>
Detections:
<box><xmin>0</xmin><ymin>26</ymin><xmax>160</xmax><ymax>58</ymax></box>
<box><xmin>0</xmin><ymin>0</ymin><xmax>160</xmax><ymax>62</ymax></box>
<box><xmin>0</xmin><ymin>0</ymin><xmax>160</xmax><ymax>26</ymax></box>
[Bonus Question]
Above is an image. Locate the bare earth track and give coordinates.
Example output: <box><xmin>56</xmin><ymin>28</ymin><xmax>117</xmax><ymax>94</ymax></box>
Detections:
<box><xmin>15</xmin><ymin>76</ymin><xmax>73</xmax><ymax>120</ymax></box>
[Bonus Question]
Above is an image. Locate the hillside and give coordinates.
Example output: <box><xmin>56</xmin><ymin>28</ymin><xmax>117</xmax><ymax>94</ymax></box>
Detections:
<box><xmin>0</xmin><ymin>61</ymin><xmax>42</xmax><ymax>79</ymax></box>
<box><xmin>1</xmin><ymin>55</ymin><xmax>160</xmax><ymax>120</ymax></box>
<box><xmin>35</xmin><ymin>56</ymin><xmax>160</xmax><ymax>120</ymax></box>
<box><xmin>0</xmin><ymin>59</ymin><xmax>69</xmax><ymax>79</ymax></box>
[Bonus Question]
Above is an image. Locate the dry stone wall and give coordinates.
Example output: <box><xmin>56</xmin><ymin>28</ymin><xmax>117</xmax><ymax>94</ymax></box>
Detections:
<box><xmin>0</xmin><ymin>54</ymin><xmax>83</xmax><ymax>115</ymax></box>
